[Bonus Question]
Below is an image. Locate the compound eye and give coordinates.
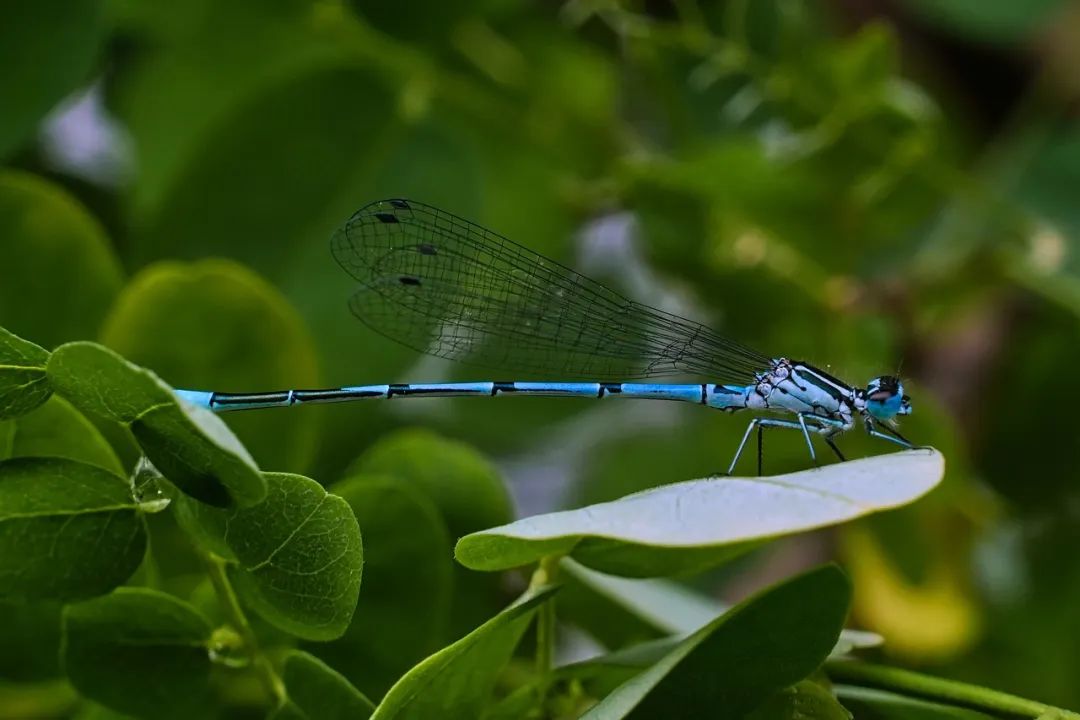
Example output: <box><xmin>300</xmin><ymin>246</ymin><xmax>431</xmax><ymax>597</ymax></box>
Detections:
<box><xmin>865</xmin><ymin>376</ymin><xmax>905</xmax><ymax>420</ymax></box>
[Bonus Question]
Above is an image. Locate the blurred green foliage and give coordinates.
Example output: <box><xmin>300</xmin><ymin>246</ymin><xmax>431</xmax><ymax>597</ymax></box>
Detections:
<box><xmin>3</xmin><ymin>0</ymin><xmax>1080</xmax><ymax>715</ymax></box>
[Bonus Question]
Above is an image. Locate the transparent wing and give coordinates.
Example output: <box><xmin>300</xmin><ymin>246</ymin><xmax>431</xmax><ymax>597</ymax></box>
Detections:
<box><xmin>330</xmin><ymin>199</ymin><xmax>773</xmax><ymax>382</ymax></box>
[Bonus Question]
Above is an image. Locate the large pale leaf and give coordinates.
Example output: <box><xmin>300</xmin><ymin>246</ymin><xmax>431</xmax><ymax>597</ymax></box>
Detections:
<box><xmin>457</xmin><ymin>450</ymin><xmax>944</xmax><ymax>576</ymax></box>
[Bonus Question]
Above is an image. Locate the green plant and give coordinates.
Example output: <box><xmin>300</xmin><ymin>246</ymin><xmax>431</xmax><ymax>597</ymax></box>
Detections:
<box><xmin>5</xmin><ymin>0</ymin><xmax>1080</xmax><ymax>716</ymax></box>
<box><xmin>0</xmin><ymin>324</ymin><xmax>1074</xmax><ymax>718</ymax></box>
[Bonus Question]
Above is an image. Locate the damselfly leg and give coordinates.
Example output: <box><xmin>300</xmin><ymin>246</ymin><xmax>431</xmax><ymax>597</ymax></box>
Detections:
<box><xmin>726</xmin><ymin>414</ymin><xmax>846</xmax><ymax>476</ymax></box>
<box><xmin>865</xmin><ymin>420</ymin><xmax>914</xmax><ymax>449</ymax></box>
<box><xmin>824</xmin><ymin>436</ymin><xmax>846</xmax><ymax>463</ymax></box>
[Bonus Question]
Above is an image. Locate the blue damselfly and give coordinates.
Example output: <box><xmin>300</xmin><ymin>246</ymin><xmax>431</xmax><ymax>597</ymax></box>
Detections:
<box><xmin>176</xmin><ymin>199</ymin><xmax>913</xmax><ymax>474</ymax></box>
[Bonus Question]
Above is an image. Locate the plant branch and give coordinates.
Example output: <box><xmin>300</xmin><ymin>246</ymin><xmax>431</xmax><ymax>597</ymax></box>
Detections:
<box><xmin>204</xmin><ymin>553</ymin><xmax>285</xmax><ymax>706</ymax></box>
<box><xmin>530</xmin><ymin>555</ymin><xmax>561</xmax><ymax>680</ymax></box>
<box><xmin>827</xmin><ymin>660</ymin><xmax>1080</xmax><ymax>719</ymax></box>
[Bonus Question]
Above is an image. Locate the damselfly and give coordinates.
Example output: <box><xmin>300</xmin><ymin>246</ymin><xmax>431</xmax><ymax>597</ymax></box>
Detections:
<box><xmin>176</xmin><ymin>199</ymin><xmax>914</xmax><ymax>475</ymax></box>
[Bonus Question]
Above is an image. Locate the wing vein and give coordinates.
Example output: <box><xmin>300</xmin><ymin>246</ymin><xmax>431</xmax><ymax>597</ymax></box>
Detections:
<box><xmin>330</xmin><ymin>199</ymin><xmax>773</xmax><ymax>382</ymax></box>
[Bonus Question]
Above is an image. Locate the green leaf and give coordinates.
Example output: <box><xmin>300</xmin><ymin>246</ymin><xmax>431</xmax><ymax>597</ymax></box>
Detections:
<box><xmin>130</xmin><ymin>401</ymin><xmax>263</xmax><ymax>507</ymax></box>
<box><xmin>47</xmin><ymin>341</ymin><xmax>166</xmax><ymax>424</ymax></box>
<box><xmin>7</xmin><ymin>395</ymin><xmax>123</xmax><ymax>474</ymax></box>
<box><xmin>0</xmin><ymin>1</ymin><xmax>105</xmax><ymax>158</ymax></box>
<box><xmin>128</xmin><ymin>61</ymin><xmax>394</xmax><ymax>283</ymax></box>
<box><xmin>835</xmin><ymin>686</ymin><xmax>998</xmax><ymax>719</ymax></box>
<box><xmin>560</xmin><ymin>628</ymin><xmax>881</xmax><ymax>705</ymax></box>
<box><xmin>483</xmin><ymin>683</ymin><xmax>547</xmax><ymax>720</ymax></box>
<box><xmin>352</xmin><ymin>428</ymin><xmax>512</xmax><ymax>539</ymax></box>
<box><xmin>1024</xmin><ymin>125</ymin><xmax>1080</xmax><ymax>233</ymax></box>
<box><xmin>0</xmin><ymin>457</ymin><xmax>145</xmax><ymax>601</ymax></box>
<box><xmin>47</xmin><ymin>341</ymin><xmax>265</xmax><ymax>507</ymax></box>
<box><xmin>354</xmin><ymin>429</ymin><xmax>513</xmax><ymax>637</ymax></box>
<box><xmin>746</xmin><ymin>681</ymin><xmax>852</xmax><ymax>720</ymax></box>
<box><xmin>309</xmin><ymin>474</ymin><xmax>452</xmax><ymax>698</ymax></box>
<box><xmin>457</xmin><ymin>450</ymin><xmax>944</xmax><ymax>576</ymax></box>
<box><xmin>557</xmin><ymin>575</ymin><xmax>880</xmax><ymax>702</ymax></box>
<box><xmin>1000</xmin><ymin>126</ymin><xmax>1080</xmax><ymax>318</ymax></box>
<box><xmin>111</xmin><ymin>0</ymin><xmax>333</xmax><ymax>221</ymax></box>
<box><xmin>0</xmin><ymin>172</ymin><xmax>124</xmax><ymax>347</ymax></box>
<box><xmin>0</xmin><ymin>602</ymin><xmax>63</xmax><ymax>681</ymax></box>
<box><xmin>352</xmin><ymin>0</ymin><xmax>499</xmax><ymax>46</ymax></box>
<box><xmin>100</xmin><ymin>259</ymin><xmax>320</xmax><ymax>473</ymax></box>
<box><xmin>898</xmin><ymin>0</ymin><xmax>1066</xmax><ymax>43</ymax></box>
<box><xmin>828</xmin><ymin>23</ymin><xmax>899</xmax><ymax>93</ymax></box>
<box><xmin>0</xmin><ymin>325</ymin><xmax>51</xmax><ymax>420</ymax></box>
<box><xmin>0</xmin><ymin>419</ymin><xmax>12</xmax><ymax>458</ymax></box>
<box><xmin>62</xmin><ymin>588</ymin><xmax>214</xmax><ymax>720</ymax></box>
<box><xmin>370</xmin><ymin>585</ymin><xmax>558</xmax><ymax>720</ymax></box>
<box><xmin>271</xmin><ymin>650</ymin><xmax>375</xmax><ymax>720</ymax></box>
<box><xmin>72</xmin><ymin>704</ymin><xmax>140</xmax><ymax>720</ymax></box>
<box><xmin>177</xmin><ymin>473</ymin><xmax>363</xmax><ymax>641</ymax></box>
<box><xmin>581</xmin><ymin>565</ymin><xmax>851</xmax><ymax>719</ymax></box>
<box><xmin>562</xmin><ymin>558</ymin><xmax>733</xmax><ymax>636</ymax></box>
<box><xmin>562</xmin><ymin>559</ymin><xmax>882</xmax><ymax>657</ymax></box>
<box><xmin>554</xmin><ymin>637</ymin><xmax>696</xmax><ymax>700</ymax></box>
<box><xmin>0</xmin><ymin>681</ymin><xmax>80</xmax><ymax>719</ymax></box>
<box><xmin>108</xmin><ymin>2</ymin><xmax>434</xmax><ymax>470</ymax></box>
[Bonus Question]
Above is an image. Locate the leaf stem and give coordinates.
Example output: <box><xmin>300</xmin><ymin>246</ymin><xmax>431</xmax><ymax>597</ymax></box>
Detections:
<box><xmin>204</xmin><ymin>553</ymin><xmax>286</xmax><ymax>706</ymax></box>
<box><xmin>530</xmin><ymin>555</ymin><xmax>561</xmax><ymax>680</ymax></box>
<box><xmin>827</xmin><ymin>660</ymin><xmax>1079</xmax><ymax>719</ymax></box>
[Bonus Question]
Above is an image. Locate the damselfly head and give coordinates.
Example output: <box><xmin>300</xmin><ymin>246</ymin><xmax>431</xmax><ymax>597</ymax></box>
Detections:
<box><xmin>865</xmin><ymin>375</ymin><xmax>911</xmax><ymax>420</ymax></box>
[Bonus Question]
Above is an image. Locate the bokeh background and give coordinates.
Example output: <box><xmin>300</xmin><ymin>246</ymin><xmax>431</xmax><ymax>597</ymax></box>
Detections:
<box><xmin>2</xmin><ymin>0</ymin><xmax>1080</xmax><ymax>711</ymax></box>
